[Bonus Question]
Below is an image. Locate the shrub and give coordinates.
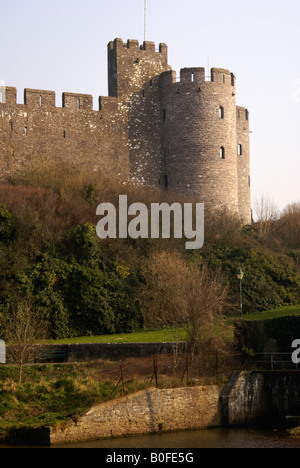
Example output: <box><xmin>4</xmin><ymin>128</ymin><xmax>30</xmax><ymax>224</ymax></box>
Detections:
<box><xmin>0</xmin><ymin>204</ymin><xmax>16</xmax><ymax>243</ymax></box>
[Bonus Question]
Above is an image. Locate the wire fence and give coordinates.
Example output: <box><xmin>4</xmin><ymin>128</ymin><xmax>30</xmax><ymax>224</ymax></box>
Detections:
<box><xmin>94</xmin><ymin>351</ymin><xmax>300</xmax><ymax>395</ymax></box>
<box><xmin>94</xmin><ymin>351</ymin><xmax>253</xmax><ymax>395</ymax></box>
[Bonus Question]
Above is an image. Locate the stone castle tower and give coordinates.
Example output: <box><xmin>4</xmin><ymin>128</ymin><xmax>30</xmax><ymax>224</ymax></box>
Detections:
<box><xmin>0</xmin><ymin>38</ymin><xmax>251</xmax><ymax>223</ymax></box>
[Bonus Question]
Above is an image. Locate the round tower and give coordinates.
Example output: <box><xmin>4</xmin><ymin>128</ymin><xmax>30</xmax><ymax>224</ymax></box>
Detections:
<box><xmin>160</xmin><ymin>67</ymin><xmax>241</xmax><ymax>216</ymax></box>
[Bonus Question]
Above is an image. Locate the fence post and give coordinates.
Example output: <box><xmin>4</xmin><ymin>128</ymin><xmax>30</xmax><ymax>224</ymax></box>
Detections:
<box><xmin>271</xmin><ymin>353</ymin><xmax>274</xmax><ymax>371</ymax></box>
<box><xmin>120</xmin><ymin>366</ymin><xmax>125</xmax><ymax>394</ymax></box>
<box><xmin>216</xmin><ymin>352</ymin><xmax>219</xmax><ymax>385</ymax></box>
<box><xmin>150</xmin><ymin>355</ymin><xmax>158</xmax><ymax>387</ymax></box>
<box><xmin>186</xmin><ymin>354</ymin><xmax>189</xmax><ymax>386</ymax></box>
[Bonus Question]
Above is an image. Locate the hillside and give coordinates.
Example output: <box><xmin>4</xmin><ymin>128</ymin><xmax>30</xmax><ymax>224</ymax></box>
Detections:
<box><xmin>0</xmin><ymin>161</ymin><xmax>299</xmax><ymax>343</ymax></box>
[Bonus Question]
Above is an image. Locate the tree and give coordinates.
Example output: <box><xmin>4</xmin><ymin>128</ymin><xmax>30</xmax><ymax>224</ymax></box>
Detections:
<box><xmin>139</xmin><ymin>251</ymin><xmax>230</xmax><ymax>360</ymax></box>
<box><xmin>253</xmin><ymin>194</ymin><xmax>279</xmax><ymax>239</ymax></box>
<box><xmin>2</xmin><ymin>302</ymin><xmax>49</xmax><ymax>384</ymax></box>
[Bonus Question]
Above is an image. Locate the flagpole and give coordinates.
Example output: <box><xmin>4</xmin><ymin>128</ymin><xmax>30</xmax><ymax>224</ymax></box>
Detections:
<box><xmin>144</xmin><ymin>0</ymin><xmax>147</xmax><ymax>42</ymax></box>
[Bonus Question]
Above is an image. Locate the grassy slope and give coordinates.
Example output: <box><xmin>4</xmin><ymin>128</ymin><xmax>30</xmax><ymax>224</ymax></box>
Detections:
<box><xmin>50</xmin><ymin>327</ymin><xmax>188</xmax><ymax>344</ymax></box>
<box><xmin>245</xmin><ymin>305</ymin><xmax>300</xmax><ymax>321</ymax></box>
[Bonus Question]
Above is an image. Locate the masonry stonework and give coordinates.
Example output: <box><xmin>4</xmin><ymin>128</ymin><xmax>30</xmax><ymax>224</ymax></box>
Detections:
<box><xmin>0</xmin><ymin>38</ymin><xmax>251</xmax><ymax>223</ymax></box>
<box><xmin>49</xmin><ymin>385</ymin><xmax>223</xmax><ymax>445</ymax></box>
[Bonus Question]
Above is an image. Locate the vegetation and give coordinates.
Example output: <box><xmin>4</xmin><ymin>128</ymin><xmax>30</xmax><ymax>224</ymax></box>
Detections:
<box><xmin>0</xmin><ymin>161</ymin><xmax>299</xmax><ymax>438</ymax></box>
<box><xmin>0</xmin><ymin>160</ymin><xmax>299</xmax><ymax>342</ymax></box>
<box><xmin>50</xmin><ymin>327</ymin><xmax>189</xmax><ymax>344</ymax></box>
<box><xmin>0</xmin><ymin>363</ymin><xmax>124</xmax><ymax>440</ymax></box>
<box><xmin>245</xmin><ymin>305</ymin><xmax>300</xmax><ymax>322</ymax></box>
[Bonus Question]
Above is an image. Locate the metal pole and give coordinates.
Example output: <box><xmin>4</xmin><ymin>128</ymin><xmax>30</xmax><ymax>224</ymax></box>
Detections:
<box><xmin>144</xmin><ymin>0</ymin><xmax>147</xmax><ymax>42</ymax></box>
<box><xmin>239</xmin><ymin>279</ymin><xmax>243</xmax><ymax>318</ymax></box>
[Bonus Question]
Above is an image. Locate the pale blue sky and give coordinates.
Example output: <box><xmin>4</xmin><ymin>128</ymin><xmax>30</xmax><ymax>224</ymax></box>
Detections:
<box><xmin>1</xmin><ymin>0</ymin><xmax>299</xmax><ymax>212</ymax></box>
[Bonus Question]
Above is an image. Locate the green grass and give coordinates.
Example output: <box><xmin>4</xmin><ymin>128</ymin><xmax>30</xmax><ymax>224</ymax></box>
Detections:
<box><xmin>245</xmin><ymin>305</ymin><xmax>300</xmax><ymax>322</ymax></box>
<box><xmin>0</xmin><ymin>364</ymin><xmax>124</xmax><ymax>440</ymax></box>
<box><xmin>49</xmin><ymin>327</ymin><xmax>189</xmax><ymax>345</ymax></box>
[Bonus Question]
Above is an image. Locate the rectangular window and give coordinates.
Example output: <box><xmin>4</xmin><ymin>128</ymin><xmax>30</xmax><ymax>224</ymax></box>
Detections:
<box><xmin>238</xmin><ymin>144</ymin><xmax>243</xmax><ymax>155</ymax></box>
<box><xmin>163</xmin><ymin>109</ymin><xmax>166</xmax><ymax>122</ymax></box>
<box><xmin>24</xmin><ymin>127</ymin><xmax>28</xmax><ymax>136</ymax></box>
<box><xmin>39</xmin><ymin>95</ymin><xmax>42</xmax><ymax>107</ymax></box>
<box><xmin>0</xmin><ymin>91</ymin><xmax>3</xmax><ymax>103</ymax></box>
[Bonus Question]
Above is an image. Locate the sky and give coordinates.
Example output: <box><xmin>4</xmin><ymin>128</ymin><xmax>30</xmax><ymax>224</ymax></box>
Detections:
<box><xmin>1</xmin><ymin>0</ymin><xmax>299</xmax><ymax>212</ymax></box>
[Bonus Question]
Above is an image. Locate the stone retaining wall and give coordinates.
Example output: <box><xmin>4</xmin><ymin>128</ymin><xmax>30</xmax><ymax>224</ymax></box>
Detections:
<box><xmin>50</xmin><ymin>385</ymin><xmax>223</xmax><ymax>445</ymax></box>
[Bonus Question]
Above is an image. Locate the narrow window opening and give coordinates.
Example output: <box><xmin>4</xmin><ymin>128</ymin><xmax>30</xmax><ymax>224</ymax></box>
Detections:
<box><xmin>78</xmin><ymin>98</ymin><xmax>81</xmax><ymax>110</ymax></box>
<box><xmin>220</xmin><ymin>146</ymin><xmax>225</xmax><ymax>159</ymax></box>
<box><xmin>163</xmin><ymin>109</ymin><xmax>166</xmax><ymax>122</ymax></box>
<box><xmin>63</xmin><ymin>131</ymin><xmax>66</xmax><ymax>139</ymax></box>
<box><xmin>245</xmin><ymin>109</ymin><xmax>249</xmax><ymax>121</ymax></box>
<box><xmin>164</xmin><ymin>175</ymin><xmax>168</xmax><ymax>188</ymax></box>
<box><xmin>149</xmin><ymin>80</ymin><xmax>153</xmax><ymax>87</ymax></box>
<box><xmin>24</xmin><ymin>127</ymin><xmax>28</xmax><ymax>136</ymax></box>
<box><xmin>223</xmin><ymin>74</ymin><xmax>226</xmax><ymax>84</ymax></box>
<box><xmin>219</xmin><ymin>106</ymin><xmax>224</xmax><ymax>119</ymax></box>
<box><xmin>237</xmin><ymin>110</ymin><xmax>241</xmax><ymax>119</ymax></box>
<box><xmin>39</xmin><ymin>95</ymin><xmax>42</xmax><ymax>107</ymax></box>
<box><xmin>10</xmin><ymin>121</ymin><xmax>13</xmax><ymax>131</ymax></box>
<box><xmin>142</xmin><ymin>89</ymin><xmax>145</xmax><ymax>97</ymax></box>
<box><xmin>191</xmin><ymin>72</ymin><xmax>194</xmax><ymax>82</ymax></box>
<box><xmin>0</xmin><ymin>91</ymin><xmax>3</xmax><ymax>103</ymax></box>
<box><xmin>238</xmin><ymin>144</ymin><xmax>243</xmax><ymax>155</ymax></box>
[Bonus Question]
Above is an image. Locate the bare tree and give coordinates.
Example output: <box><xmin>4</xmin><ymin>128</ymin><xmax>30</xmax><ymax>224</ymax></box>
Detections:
<box><xmin>253</xmin><ymin>194</ymin><xmax>279</xmax><ymax>238</ymax></box>
<box><xmin>139</xmin><ymin>251</ymin><xmax>230</xmax><ymax>363</ymax></box>
<box><xmin>3</xmin><ymin>302</ymin><xmax>49</xmax><ymax>384</ymax></box>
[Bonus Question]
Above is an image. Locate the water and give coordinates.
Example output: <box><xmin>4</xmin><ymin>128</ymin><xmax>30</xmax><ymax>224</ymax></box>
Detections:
<box><xmin>1</xmin><ymin>426</ymin><xmax>300</xmax><ymax>449</ymax></box>
<box><xmin>51</xmin><ymin>426</ymin><xmax>300</xmax><ymax>449</ymax></box>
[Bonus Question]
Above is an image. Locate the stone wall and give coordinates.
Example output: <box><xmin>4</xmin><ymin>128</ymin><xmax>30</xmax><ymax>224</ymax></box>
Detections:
<box><xmin>50</xmin><ymin>385</ymin><xmax>223</xmax><ymax>445</ymax></box>
<box><xmin>161</xmin><ymin>68</ymin><xmax>239</xmax><ymax>215</ymax></box>
<box><xmin>234</xmin><ymin>316</ymin><xmax>300</xmax><ymax>353</ymax></box>
<box><xmin>0</xmin><ymin>37</ymin><xmax>251</xmax><ymax>224</ymax></box>
<box><xmin>6</xmin><ymin>371</ymin><xmax>300</xmax><ymax>445</ymax></box>
<box><xmin>220</xmin><ymin>371</ymin><xmax>266</xmax><ymax>426</ymax></box>
<box><xmin>4</xmin><ymin>342</ymin><xmax>187</xmax><ymax>364</ymax></box>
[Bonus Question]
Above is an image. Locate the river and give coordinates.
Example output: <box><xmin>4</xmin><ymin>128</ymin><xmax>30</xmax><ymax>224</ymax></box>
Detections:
<box><xmin>50</xmin><ymin>426</ymin><xmax>300</xmax><ymax>449</ymax></box>
<box><xmin>1</xmin><ymin>425</ymin><xmax>300</xmax><ymax>449</ymax></box>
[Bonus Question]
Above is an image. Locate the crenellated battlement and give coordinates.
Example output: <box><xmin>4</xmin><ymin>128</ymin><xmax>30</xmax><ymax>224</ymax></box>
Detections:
<box><xmin>0</xmin><ymin>36</ymin><xmax>251</xmax><ymax>224</ymax></box>
<box><xmin>0</xmin><ymin>86</ymin><xmax>121</xmax><ymax>114</ymax></box>
<box><xmin>108</xmin><ymin>38</ymin><xmax>168</xmax><ymax>55</ymax></box>
<box><xmin>161</xmin><ymin>67</ymin><xmax>236</xmax><ymax>90</ymax></box>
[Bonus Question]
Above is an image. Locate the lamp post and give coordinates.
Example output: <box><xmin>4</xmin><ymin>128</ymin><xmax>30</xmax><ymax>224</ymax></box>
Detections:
<box><xmin>237</xmin><ymin>268</ymin><xmax>244</xmax><ymax>318</ymax></box>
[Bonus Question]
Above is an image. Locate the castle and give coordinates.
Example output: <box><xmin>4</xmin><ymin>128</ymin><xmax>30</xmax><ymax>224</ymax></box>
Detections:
<box><xmin>0</xmin><ymin>38</ymin><xmax>251</xmax><ymax>224</ymax></box>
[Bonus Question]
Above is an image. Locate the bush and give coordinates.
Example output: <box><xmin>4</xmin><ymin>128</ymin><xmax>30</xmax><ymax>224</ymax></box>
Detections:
<box><xmin>200</xmin><ymin>246</ymin><xmax>300</xmax><ymax>315</ymax></box>
<box><xmin>0</xmin><ymin>204</ymin><xmax>16</xmax><ymax>243</ymax></box>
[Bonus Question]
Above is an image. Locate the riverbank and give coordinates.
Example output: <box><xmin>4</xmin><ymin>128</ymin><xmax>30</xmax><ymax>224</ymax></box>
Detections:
<box><xmin>0</xmin><ymin>370</ymin><xmax>279</xmax><ymax>446</ymax></box>
<box><xmin>0</xmin><ymin>354</ymin><xmax>234</xmax><ymax>445</ymax></box>
<box><xmin>2</xmin><ymin>356</ymin><xmax>300</xmax><ymax>446</ymax></box>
